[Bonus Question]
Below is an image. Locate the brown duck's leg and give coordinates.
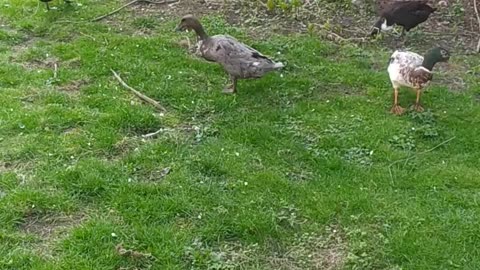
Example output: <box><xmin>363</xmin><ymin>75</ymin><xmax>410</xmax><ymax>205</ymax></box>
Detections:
<box><xmin>222</xmin><ymin>76</ymin><xmax>237</xmax><ymax>94</ymax></box>
<box><xmin>45</xmin><ymin>2</ymin><xmax>50</xmax><ymax>10</ymax></box>
<box><xmin>390</xmin><ymin>87</ymin><xmax>405</xmax><ymax>115</ymax></box>
<box><xmin>412</xmin><ymin>88</ymin><xmax>424</xmax><ymax>112</ymax></box>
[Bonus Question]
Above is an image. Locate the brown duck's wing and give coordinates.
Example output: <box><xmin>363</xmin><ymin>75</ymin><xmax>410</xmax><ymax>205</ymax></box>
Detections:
<box><xmin>205</xmin><ymin>35</ymin><xmax>275</xmax><ymax>65</ymax></box>
<box><xmin>409</xmin><ymin>67</ymin><xmax>433</xmax><ymax>88</ymax></box>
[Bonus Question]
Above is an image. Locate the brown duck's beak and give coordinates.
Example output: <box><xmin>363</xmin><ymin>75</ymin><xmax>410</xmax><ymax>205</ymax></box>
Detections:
<box><xmin>175</xmin><ymin>24</ymin><xmax>184</xmax><ymax>32</ymax></box>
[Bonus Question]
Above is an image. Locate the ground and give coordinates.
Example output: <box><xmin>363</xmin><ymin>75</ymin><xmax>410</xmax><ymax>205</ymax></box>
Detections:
<box><xmin>0</xmin><ymin>0</ymin><xmax>480</xmax><ymax>269</ymax></box>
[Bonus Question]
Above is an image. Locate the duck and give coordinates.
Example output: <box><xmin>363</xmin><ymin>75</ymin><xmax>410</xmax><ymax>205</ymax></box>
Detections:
<box><xmin>175</xmin><ymin>15</ymin><xmax>284</xmax><ymax>94</ymax></box>
<box><xmin>387</xmin><ymin>47</ymin><xmax>450</xmax><ymax>115</ymax></box>
<box><xmin>371</xmin><ymin>1</ymin><xmax>436</xmax><ymax>41</ymax></box>
<box><xmin>40</xmin><ymin>0</ymin><xmax>72</xmax><ymax>11</ymax></box>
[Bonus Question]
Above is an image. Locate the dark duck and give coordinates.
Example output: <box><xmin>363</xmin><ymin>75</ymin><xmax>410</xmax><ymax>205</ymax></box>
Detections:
<box><xmin>371</xmin><ymin>1</ymin><xmax>436</xmax><ymax>41</ymax></box>
<box><xmin>40</xmin><ymin>0</ymin><xmax>72</xmax><ymax>10</ymax></box>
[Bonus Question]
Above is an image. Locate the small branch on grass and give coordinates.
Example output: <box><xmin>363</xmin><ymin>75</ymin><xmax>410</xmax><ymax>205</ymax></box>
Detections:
<box><xmin>474</xmin><ymin>0</ymin><xmax>480</xmax><ymax>52</ymax></box>
<box><xmin>312</xmin><ymin>23</ymin><xmax>367</xmax><ymax>44</ymax></box>
<box><xmin>91</xmin><ymin>0</ymin><xmax>179</xmax><ymax>22</ymax></box>
<box><xmin>111</xmin><ymin>69</ymin><xmax>167</xmax><ymax>112</ymax></box>
<box><xmin>142</xmin><ymin>128</ymin><xmax>168</xmax><ymax>138</ymax></box>
<box><xmin>388</xmin><ymin>136</ymin><xmax>456</xmax><ymax>183</ymax></box>
<box><xmin>142</xmin><ymin>126</ymin><xmax>196</xmax><ymax>138</ymax></box>
<box><xmin>53</xmin><ymin>63</ymin><xmax>58</xmax><ymax>79</ymax></box>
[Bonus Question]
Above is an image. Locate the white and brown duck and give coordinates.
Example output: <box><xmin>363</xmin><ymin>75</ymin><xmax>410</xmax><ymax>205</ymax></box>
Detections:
<box><xmin>387</xmin><ymin>47</ymin><xmax>450</xmax><ymax>115</ymax></box>
<box><xmin>175</xmin><ymin>15</ymin><xmax>285</xmax><ymax>94</ymax></box>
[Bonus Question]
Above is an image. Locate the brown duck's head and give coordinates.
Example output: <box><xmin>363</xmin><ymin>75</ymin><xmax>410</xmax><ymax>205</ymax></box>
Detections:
<box><xmin>176</xmin><ymin>15</ymin><xmax>202</xmax><ymax>32</ymax></box>
<box><xmin>175</xmin><ymin>15</ymin><xmax>208</xmax><ymax>40</ymax></box>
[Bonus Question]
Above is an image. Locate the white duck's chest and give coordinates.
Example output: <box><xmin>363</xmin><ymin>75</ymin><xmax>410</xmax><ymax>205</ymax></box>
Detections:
<box><xmin>381</xmin><ymin>20</ymin><xmax>394</xmax><ymax>31</ymax></box>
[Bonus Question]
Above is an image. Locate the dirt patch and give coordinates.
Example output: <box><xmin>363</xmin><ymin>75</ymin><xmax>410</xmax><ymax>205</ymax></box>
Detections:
<box><xmin>129</xmin><ymin>0</ymin><xmax>217</xmax><ymax>18</ymax></box>
<box><xmin>58</xmin><ymin>78</ymin><xmax>90</xmax><ymax>93</ymax></box>
<box><xmin>268</xmin><ymin>226</ymin><xmax>347</xmax><ymax>270</ymax></box>
<box><xmin>19</xmin><ymin>213</ymin><xmax>86</xmax><ymax>258</ymax></box>
<box><xmin>119</xmin><ymin>0</ymin><xmax>478</xmax><ymax>53</ymax></box>
<box><xmin>12</xmin><ymin>56</ymin><xmax>59</xmax><ymax>71</ymax></box>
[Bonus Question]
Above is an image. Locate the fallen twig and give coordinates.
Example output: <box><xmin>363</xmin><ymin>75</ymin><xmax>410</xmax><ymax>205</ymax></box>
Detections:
<box><xmin>142</xmin><ymin>126</ymin><xmax>196</xmax><ymax>138</ymax></box>
<box><xmin>312</xmin><ymin>23</ymin><xmax>367</xmax><ymax>44</ymax></box>
<box><xmin>111</xmin><ymin>69</ymin><xmax>167</xmax><ymax>112</ymax></box>
<box><xmin>388</xmin><ymin>136</ymin><xmax>456</xmax><ymax>183</ymax></box>
<box><xmin>91</xmin><ymin>0</ymin><xmax>179</xmax><ymax>22</ymax></box>
<box><xmin>474</xmin><ymin>0</ymin><xmax>480</xmax><ymax>52</ymax></box>
<box><xmin>142</xmin><ymin>128</ymin><xmax>169</xmax><ymax>138</ymax></box>
<box><xmin>53</xmin><ymin>63</ymin><xmax>58</xmax><ymax>79</ymax></box>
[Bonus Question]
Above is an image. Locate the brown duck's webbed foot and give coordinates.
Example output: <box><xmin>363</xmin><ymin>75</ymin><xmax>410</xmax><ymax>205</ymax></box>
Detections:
<box><xmin>222</xmin><ymin>77</ymin><xmax>237</xmax><ymax>94</ymax></box>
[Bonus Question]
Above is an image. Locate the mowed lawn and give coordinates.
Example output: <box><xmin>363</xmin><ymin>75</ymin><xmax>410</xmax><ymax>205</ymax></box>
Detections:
<box><xmin>1</xmin><ymin>0</ymin><xmax>480</xmax><ymax>269</ymax></box>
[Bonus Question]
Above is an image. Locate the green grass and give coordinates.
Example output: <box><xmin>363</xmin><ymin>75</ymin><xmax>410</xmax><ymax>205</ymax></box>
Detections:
<box><xmin>1</xmin><ymin>0</ymin><xmax>480</xmax><ymax>269</ymax></box>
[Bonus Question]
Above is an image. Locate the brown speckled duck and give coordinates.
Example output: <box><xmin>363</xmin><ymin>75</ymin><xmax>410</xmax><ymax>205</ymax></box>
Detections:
<box><xmin>175</xmin><ymin>15</ymin><xmax>285</xmax><ymax>94</ymax></box>
<box><xmin>387</xmin><ymin>47</ymin><xmax>450</xmax><ymax>115</ymax></box>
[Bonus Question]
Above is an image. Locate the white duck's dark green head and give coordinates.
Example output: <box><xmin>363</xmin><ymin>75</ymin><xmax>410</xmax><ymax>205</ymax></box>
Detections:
<box><xmin>422</xmin><ymin>47</ymin><xmax>450</xmax><ymax>70</ymax></box>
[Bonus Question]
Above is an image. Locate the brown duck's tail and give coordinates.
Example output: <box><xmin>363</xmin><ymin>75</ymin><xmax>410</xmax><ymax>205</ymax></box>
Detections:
<box><xmin>273</xmin><ymin>62</ymin><xmax>285</xmax><ymax>69</ymax></box>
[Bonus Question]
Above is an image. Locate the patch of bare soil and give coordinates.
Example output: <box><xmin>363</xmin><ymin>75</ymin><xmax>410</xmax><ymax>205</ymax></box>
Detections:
<box><xmin>98</xmin><ymin>0</ymin><xmax>477</xmax><ymax>92</ymax></box>
<box><xmin>58</xmin><ymin>78</ymin><xmax>90</xmax><ymax>93</ymax></box>
<box><xmin>268</xmin><ymin>226</ymin><xmax>347</xmax><ymax>270</ymax></box>
<box><xmin>122</xmin><ymin>0</ymin><xmax>478</xmax><ymax>53</ymax></box>
<box><xmin>19</xmin><ymin>213</ymin><xmax>86</xmax><ymax>258</ymax></box>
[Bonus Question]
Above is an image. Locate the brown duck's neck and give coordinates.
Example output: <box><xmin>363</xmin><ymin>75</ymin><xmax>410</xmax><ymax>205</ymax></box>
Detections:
<box><xmin>192</xmin><ymin>24</ymin><xmax>209</xmax><ymax>41</ymax></box>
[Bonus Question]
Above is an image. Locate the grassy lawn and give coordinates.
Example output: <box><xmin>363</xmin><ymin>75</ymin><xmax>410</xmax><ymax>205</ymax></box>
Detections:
<box><xmin>1</xmin><ymin>0</ymin><xmax>480</xmax><ymax>269</ymax></box>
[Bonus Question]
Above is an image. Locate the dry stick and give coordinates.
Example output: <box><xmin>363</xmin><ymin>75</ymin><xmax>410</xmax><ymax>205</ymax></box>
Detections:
<box><xmin>388</xmin><ymin>136</ymin><xmax>456</xmax><ymax>183</ymax></box>
<box><xmin>142</xmin><ymin>128</ymin><xmax>167</xmax><ymax>138</ymax></box>
<box><xmin>53</xmin><ymin>63</ymin><xmax>58</xmax><ymax>79</ymax></box>
<box><xmin>474</xmin><ymin>0</ymin><xmax>480</xmax><ymax>52</ymax></box>
<box><xmin>91</xmin><ymin>0</ymin><xmax>179</xmax><ymax>22</ymax></box>
<box><xmin>111</xmin><ymin>69</ymin><xmax>167</xmax><ymax>112</ymax></box>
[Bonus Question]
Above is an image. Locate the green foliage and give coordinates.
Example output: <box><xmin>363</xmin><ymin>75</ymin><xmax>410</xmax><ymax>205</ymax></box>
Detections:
<box><xmin>0</xmin><ymin>1</ymin><xmax>479</xmax><ymax>270</ymax></box>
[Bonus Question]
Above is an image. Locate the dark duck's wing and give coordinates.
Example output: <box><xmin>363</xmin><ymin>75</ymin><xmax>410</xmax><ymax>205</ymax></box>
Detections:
<box><xmin>385</xmin><ymin>1</ymin><xmax>436</xmax><ymax>31</ymax></box>
<box><xmin>372</xmin><ymin>0</ymin><xmax>436</xmax><ymax>35</ymax></box>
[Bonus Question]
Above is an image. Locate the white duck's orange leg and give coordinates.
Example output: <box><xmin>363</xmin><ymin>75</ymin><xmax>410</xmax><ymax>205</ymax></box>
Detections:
<box><xmin>390</xmin><ymin>87</ymin><xmax>405</xmax><ymax>115</ymax></box>
<box><xmin>412</xmin><ymin>88</ymin><xmax>424</xmax><ymax>112</ymax></box>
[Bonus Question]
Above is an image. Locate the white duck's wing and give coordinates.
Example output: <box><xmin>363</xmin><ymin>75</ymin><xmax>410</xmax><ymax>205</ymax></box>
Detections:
<box><xmin>388</xmin><ymin>50</ymin><xmax>429</xmax><ymax>88</ymax></box>
<box><xmin>389</xmin><ymin>50</ymin><xmax>423</xmax><ymax>68</ymax></box>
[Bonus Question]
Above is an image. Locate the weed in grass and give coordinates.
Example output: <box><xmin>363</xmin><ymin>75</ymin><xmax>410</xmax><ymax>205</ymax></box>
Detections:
<box><xmin>343</xmin><ymin>147</ymin><xmax>374</xmax><ymax>167</ymax></box>
<box><xmin>389</xmin><ymin>133</ymin><xmax>416</xmax><ymax>151</ymax></box>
